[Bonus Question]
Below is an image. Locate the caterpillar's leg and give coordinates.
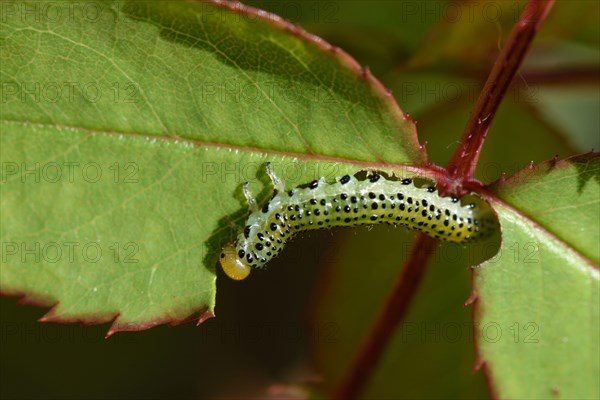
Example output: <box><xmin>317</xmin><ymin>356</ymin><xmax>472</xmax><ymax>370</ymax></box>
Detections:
<box><xmin>265</xmin><ymin>162</ymin><xmax>285</xmax><ymax>193</ymax></box>
<box><xmin>243</xmin><ymin>182</ymin><xmax>258</xmax><ymax>212</ymax></box>
<box><xmin>222</xmin><ymin>215</ymin><xmax>239</xmax><ymax>230</ymax></box>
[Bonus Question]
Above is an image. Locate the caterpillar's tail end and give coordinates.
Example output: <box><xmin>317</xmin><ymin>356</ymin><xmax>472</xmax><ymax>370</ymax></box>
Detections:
<box><xmin>220</xmin><ymin>243</ymin><xmax>251</xmax><ymax>280</ymax></box>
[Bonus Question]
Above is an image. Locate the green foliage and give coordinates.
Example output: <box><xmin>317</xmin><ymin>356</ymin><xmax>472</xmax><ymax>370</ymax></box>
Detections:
<box><xmin>1</xmin><ymin>0</ymin><xmax>422</xmax><ymax>331</ymax></box>
<box><xmin>473</xmin><ymin>155</ymin><xmax>599</xmax><ymax>399</ymax></box>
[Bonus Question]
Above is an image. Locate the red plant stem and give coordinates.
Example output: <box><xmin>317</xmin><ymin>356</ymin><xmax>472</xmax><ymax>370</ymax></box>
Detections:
<box><xmin>332</xmin><ymin>234</ymin><xmax>438</xmax><ymax>400</ymax></box>
<box><xmin>446</xmin><ymin>0</ymin><xmax>555</xmax><ymax>181</ymax></box>
<box><xmin>331</xmin><ymin>2</ymin><xmax>555</xmax><ymax>399</ymax></box>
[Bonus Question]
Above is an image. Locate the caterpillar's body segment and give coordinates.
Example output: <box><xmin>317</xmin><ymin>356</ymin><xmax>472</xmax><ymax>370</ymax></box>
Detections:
<box><xmin>220</xmin><ymin>164</ymin><xmax>497</xmax><ymax>280</ymax></box>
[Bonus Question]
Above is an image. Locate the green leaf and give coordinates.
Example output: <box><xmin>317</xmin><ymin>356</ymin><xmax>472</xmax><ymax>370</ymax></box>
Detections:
<box><xmin>474</xmin><ymin>154</ymin><xmax>600</xmax><ymax>399</ymax></box>
<box><xmin>0</xmin><ymin>0</ymin><xmax>424</xmax><ymax>332</ymax></box>
<box><xmin>490</xmin><ymin>153</ymin><xmax>600</xmax><ymax>264</ymax></box>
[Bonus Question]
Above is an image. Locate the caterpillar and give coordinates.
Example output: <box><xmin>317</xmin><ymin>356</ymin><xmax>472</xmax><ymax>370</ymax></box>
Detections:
<box><xmin>220</xmin><ymin>163</ymin><xmax>497</xmax><ymax>280</ymax></box>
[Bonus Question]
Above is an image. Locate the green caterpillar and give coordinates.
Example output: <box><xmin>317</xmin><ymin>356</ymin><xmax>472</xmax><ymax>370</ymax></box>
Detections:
<box><xmin>220</xmin><ymin>163</ymin><xmax>497</xmax><ymax>280</ymax></box>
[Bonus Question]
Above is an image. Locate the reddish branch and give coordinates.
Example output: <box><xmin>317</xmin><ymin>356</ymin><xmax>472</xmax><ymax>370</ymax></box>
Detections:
<box><xmin>446</xmin><ymin>0</ymin><xmax>555</xmax><ymax>182</ymax></box>
<box><xmin>332</xmin><ymin>1</ymin><xmax>555</xmax><ymax>399</ymax></box>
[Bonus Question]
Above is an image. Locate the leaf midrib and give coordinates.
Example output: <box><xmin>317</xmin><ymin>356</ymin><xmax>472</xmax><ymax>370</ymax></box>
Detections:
<box><xmin>0</xmin><ymin>118</ymin><xmax>433</xmax><ymax>176</ymax></box>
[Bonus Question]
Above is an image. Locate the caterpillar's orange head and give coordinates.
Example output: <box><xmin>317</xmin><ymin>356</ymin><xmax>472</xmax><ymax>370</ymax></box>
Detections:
<box><xmin>220</xmin><ymin>243</ymin><xmax>251</xmax><ymax>280</ymax></box>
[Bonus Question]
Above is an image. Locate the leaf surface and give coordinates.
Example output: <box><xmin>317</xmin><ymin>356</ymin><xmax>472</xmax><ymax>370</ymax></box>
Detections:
<box><xmin>473</xmin><ymin>153</ymin><xmax>599</xmax><ymax>399</ymax></box>
<box><xmin>0</xmin><ymin>0</ymin><xmax>424</xmax><ymax>332</ymax></box>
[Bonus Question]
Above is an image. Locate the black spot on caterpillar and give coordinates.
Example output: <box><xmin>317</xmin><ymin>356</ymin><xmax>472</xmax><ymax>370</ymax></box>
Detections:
<box><xmin>220</xmin><ymin>163</ymin><xmax>498</xmax><ymax>280</ymax></box>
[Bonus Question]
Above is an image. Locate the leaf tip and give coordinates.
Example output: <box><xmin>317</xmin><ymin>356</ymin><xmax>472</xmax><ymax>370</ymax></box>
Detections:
<box><xmin>464</xmin><ymin>291</ymin><xmax>478</xmax><ymax>307</ymax></box>
<box><xmin>196</xmin><ymin>309</ymin><xmax>215</xmax><ymax>326</ymax></box>
<box><xmin>37</xmin><ymin>306</ymin><xmax>61</xmax><ymax>323</ymax></box>
<box><xmin>473</xmin><ymin>357</ymin><xmax>486</xmax><ymax>372</ymax></box>
<box><xmin>360</xmin><ymin>66</ymin><xmax>372</xmax><ymax>80</ymax></box>
<box><xmin>328</xmin><ymin>45</ymin><xmax>340</xmax><ymax>54</ymax></box>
